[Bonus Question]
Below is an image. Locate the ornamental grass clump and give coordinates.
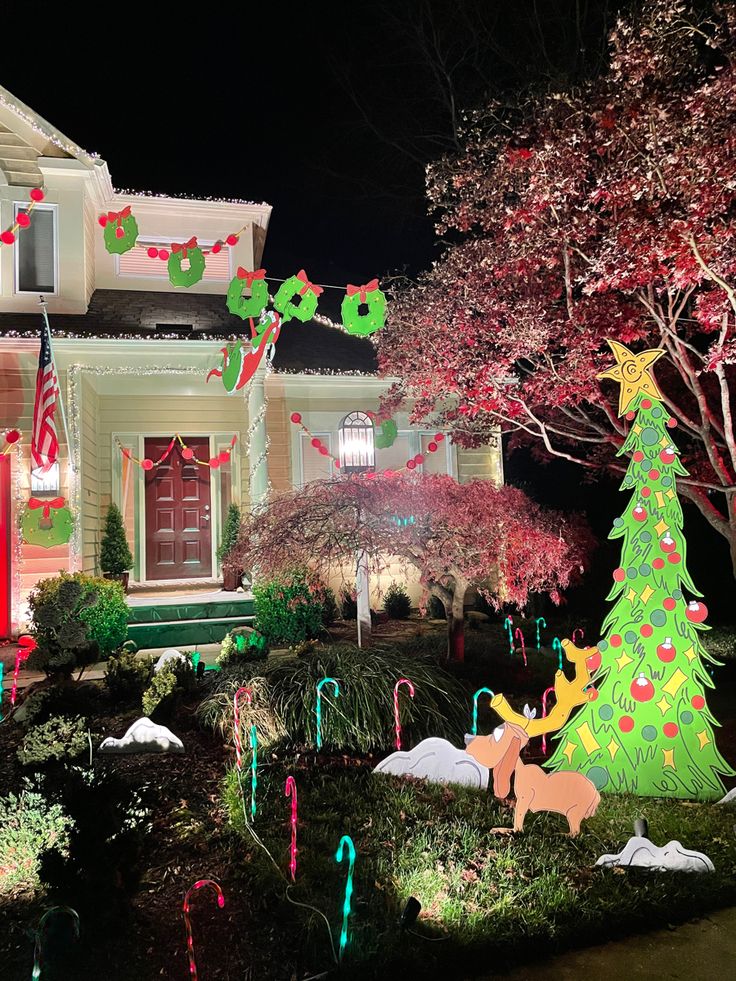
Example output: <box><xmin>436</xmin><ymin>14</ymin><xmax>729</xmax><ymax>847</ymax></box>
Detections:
<box><xmin>196</xmin><ymin>675</ymin><xmax>287</xmax><ymax>749</ymax></box>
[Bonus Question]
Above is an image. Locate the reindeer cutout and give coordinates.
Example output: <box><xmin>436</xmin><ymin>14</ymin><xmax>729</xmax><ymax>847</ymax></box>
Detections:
<box><xmin>466</xmin><ymin>638</ymin><xmax>601</xmax><ymax>836</ymax></box>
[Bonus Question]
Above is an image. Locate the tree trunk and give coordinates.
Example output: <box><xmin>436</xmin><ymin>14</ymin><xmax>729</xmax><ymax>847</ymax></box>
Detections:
<box><xmin>446</xmin><ymin>585</ymin><xmax>467</xmax><ymax>663</ymax></box>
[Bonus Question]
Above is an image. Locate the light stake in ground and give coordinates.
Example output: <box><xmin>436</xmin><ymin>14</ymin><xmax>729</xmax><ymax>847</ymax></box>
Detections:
<box><xmin>316</xmin><ymin>677</ymin><xmax>340</xmax><ymax>750</ymax></box>
<box><xmin>547</xmin><ymin>341</ymin><xmax>733</xmax><ymax>798</ymax></box>
<box><xmin>335</xmin><ymin>835</ymin><xmax>356</xmax><ymax>961</ymax></box>
<box><xmin>11</xmin><ymin>635</ymin><xmax>36</xmax><ymax>708</ymax></box>
<box><xmin>471</xmin><ymin>687</ymin><xmax>495</xmax><ymax>736</ymax></box>
<box><xmin>182</xmin><ymin>879</ymin><xmax>225</xmax><ymax>981</ymax></box>
<box><xmin>572</xmin><ymin>628</ymin><xmax>585</xmax><ymax>645</ymax></box>
<box><xmin>536</xmin><ymin>617</ymin><xmax>546</xmax><ymax>650</ymax></box>
<box><xmin>504</xmin><ymin>616</ymin><xmax>514</xmax><ymax>654</ymax></box>
<box><xmin>393</xmin><ymin>678</ymin><xmax>415</xmax><ymax>750</ymax></box>
<box><xmin>250</xmin><ymin>723</ymin><xmax>258</xmax><ymax>821</ymax></box>
<box><xmin>285</xmin><ymin>776</ymin><xmax>298</xmax><ymax>881</ymax></box>
<box><xmin>233</xmin><ymin>687</ymin><xmax>252</xmax><ymax>771</ymax></box>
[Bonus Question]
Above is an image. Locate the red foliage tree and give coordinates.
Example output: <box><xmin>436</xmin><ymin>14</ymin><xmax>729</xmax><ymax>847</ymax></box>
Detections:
<box><xmin>379</xmin><ymin>0</ymin><xmax>736</xmax><ymax>575</ymax></box>
<box><xmin>230</xmin><ymin>474</ymin><xmax>591</xmax><ymax>661</ymax></box>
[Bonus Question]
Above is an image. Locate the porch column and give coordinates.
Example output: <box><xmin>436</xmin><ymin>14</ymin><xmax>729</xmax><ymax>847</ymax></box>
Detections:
<box><xmin>248</xmin><ymin>365</ymin><xmax>269</xmax><ymax>509</ymax></box>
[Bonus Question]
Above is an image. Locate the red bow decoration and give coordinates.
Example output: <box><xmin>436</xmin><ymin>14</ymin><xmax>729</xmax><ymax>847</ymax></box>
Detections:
<box><xmin>106</xmin><ymin>205</ymin><xmax>132</xmax><ymax>226</ymax></box>
<box><xmin>347</xmin><ymin>279</ymin><xmax>380</xmax><ymax>303</ymax></box>
<box><xmin>28</xmin><ymin>496</ymin><xmax>65</xmax><ymax>519</ymax></box>
<box><xmin>296</xmin><ymin>269</ymin><xmax>324</xmax><ymax>297</ymax></box>
<box><xmin>172</xmin><ymin>236</ymin><xmax>198</xmax><ymax>258</ymax></box>
<box><xmin>236</xmin><ymin>267</ymin><xmax>267</xmax><ymax>286</ymax></box>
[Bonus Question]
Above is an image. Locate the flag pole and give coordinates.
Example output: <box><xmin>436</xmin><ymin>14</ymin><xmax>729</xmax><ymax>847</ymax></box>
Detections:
<box><xmin>38</xmin><ymin>295</ymin><xmax>71</xmax><ymax>454</ymax></box>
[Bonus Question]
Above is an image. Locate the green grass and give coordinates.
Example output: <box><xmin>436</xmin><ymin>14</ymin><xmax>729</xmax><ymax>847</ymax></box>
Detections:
<box><xmin>222</xmin><ymin>753</ymin><xmax>736</xmax><ymax>978</ymax></box>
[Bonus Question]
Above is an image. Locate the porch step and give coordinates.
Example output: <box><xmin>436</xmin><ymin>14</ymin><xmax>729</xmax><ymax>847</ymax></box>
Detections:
<box><xmin>127</xmin><ymin>596</ymin><xmax>255</xmax><ymax>649</ymax></box>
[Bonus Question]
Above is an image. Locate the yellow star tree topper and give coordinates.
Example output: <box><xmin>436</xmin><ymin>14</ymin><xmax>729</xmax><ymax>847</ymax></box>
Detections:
<box><xmin>597</xmin><ymin>340</ymin><xmax>665</xmax><ymax>416</ymax></box>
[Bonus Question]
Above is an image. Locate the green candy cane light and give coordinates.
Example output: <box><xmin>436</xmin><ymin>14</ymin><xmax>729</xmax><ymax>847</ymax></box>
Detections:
<box><xmin>335</xmin><ymin>835</ymin><xmax>356</xmax><ymax>961</ymax></box>
<box><xmin>315</xmin><ymin>677</ymin><xmax>340</xmax><ymax>750</ymax></box>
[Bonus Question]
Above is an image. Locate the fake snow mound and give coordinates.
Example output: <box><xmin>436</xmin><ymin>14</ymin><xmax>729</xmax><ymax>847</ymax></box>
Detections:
<box><xmin>98</xmin><ymin>717</ymin><xmax>185</xmax><ymax>755</ymax></box>
<box><xmin>596</xmin><ymin>835</ymin><xmax>714</xmax><ymax>873</ymax></box>
<box><xmin>374</xmin><ymin>737</ymin><xmax>489</xmax><ymax>790</ymax></box>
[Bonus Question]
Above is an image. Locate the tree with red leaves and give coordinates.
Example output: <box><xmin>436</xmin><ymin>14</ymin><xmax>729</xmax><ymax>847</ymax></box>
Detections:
<box><xmin>230</xmin><ymin>474</ymin><xmax>590</xmax><ymax>661</ymax></box>
<box><xmin>379</xmin><ymin>0</ymin><xmax>736</xmax><ymax>576</ymax></box>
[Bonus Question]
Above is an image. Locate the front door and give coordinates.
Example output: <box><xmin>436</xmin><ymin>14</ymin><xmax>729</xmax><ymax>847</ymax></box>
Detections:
<box><xmin>144</xmin><ymin>437</ymin><xmax>212</xmax><ymax>581</ymax></box>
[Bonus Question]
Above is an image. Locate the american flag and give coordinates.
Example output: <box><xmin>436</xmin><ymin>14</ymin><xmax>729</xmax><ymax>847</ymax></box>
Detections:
<box><xmin>31</xmin><ymin>321</ymin><xmax>59</xmax><ymax>472</ymax></box>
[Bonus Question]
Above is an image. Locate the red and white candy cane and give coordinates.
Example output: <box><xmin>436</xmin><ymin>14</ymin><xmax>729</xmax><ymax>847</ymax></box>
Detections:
<box><xmin>541</xmin><ymin>686</ymin><xmax>556</xmax><ymax>755</ymax></box>
<box><xmin>182</xmin><ymin>879</ymin><xmax>225</xmax><ymax>980</ymax></box>
<box><xmin>572</xmin><ymin>627</ymin><xmax>585</xmax><ymax>646</ymax></box>
<box><xmin>393</xmin><ymin>678</ymin><xmax>415</xmax><ymax>751</ymax></box>
<box><xmin>514</xmin><ymin>627</ymin><xmax>527</xmax><ymax>668</ymax></box>
<box><xmin>285</xmin><ymin>776</ymin><xmax>298</xmax><ymax>881</ymax></box>
<box><xmin>233</xmin><ymin>687</ymin><xmax>253</xmax><ymax>770</ymax></box>
<box><xmin>11</xmin><ymin>635</ymin><xmax>36</xmax><ymax>708</ymax></box>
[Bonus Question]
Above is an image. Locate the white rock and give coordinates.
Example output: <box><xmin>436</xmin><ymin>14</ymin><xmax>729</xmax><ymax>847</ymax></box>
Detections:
<box><xmin>595</xmin><ymin>835</ymin><xmax>714</xmax><ymax>873</ymax></box>
<box><xmin>98</xmin><ymin>717</ymin><xmax>184</xmax><ymax>755</ymax></box>
<box><xmin>374</xmin><ymin>737</ymin><xmax>489</xmax><ymax>790</ymax></box>
<box><xmin>716</xmin><ymin>787</ymin><xmax>736</xmax><ymax>804</ymax></box>
<box><xmin>153</xmin><ymin>649</ymin><xmax>191</xmax><ymax>674</ymax></box>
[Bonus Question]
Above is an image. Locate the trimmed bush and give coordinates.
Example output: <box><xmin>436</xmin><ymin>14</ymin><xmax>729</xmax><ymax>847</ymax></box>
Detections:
<box><xmin>383</xmin><ymin>582</ymin><xmax>412</xmax><ymax>619</ymax></box>
<box><xmin>0</xmin><ymin>785</ymin><xmax>72</xmax><ymax>898</ymax></box>
<box><xmin>321</xmin><ymin>586</ymin><xmax>339</xmax><ymax>625</ymax></box>
<box><xmin>18</xmin><ymin>716</ymin><xmax>89</xmax><ymax>766</ymax></box>
<box><xmin>99</xmin><ymin>502</ymin><xmax>133</xmax><ymax>574</ymax></box>
<box><xmin>28</xmin><ymin>571</ymin><xmax>129</xmax><ymax>678</ymax></box>
<box><xmin>217</xmin><ymin>502</ymin><xmax>242</xmax><ymax>563</ymax></box>
<box><xmin>217</xmin><ymin>626</ymin><xmax>269</xmax><ymax>668</ymax></box>
<box><xmin>340</xmin><ymin>587</ymin><xmax>357</xmax><ymax>620</ymax></box>
<box><xmin>253</xmin><ymin>567</ymin><xmax>326</xmax><ymax>646</ymax></box>
<box><xmin>198</xmin><ymin>643</ymin><xmax>468</xmax><ymax>752</ymax></box>
<box><xmin>105</xmin><ymin>648</ymin><xmax>154</xmax><ymax>702</ymax></box>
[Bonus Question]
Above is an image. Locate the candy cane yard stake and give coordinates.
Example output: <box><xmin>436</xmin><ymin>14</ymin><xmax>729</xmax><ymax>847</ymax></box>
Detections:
<box><xmin>335</xmin><ymin>835</ymin><xmax>356</xmax><ymax>962</ymax></box>
<box><xmin>32</xmin><ymin>906</ymin><xmax>79</xmax><ymax>980</ymax></box>
<box><xmin>541</xmin><ymin>686</ymin><xmax>556</xmax><ymax>755</ymax></box>
<box><xmin>285</xmin><ymin>776</ymin><xmax>298</xmax><ymax>881</ymax></box>
<box><xmin>249</xmin><ymin>723</ymin><xmax>258</xmax><ymax>821</ymax></box>
<box><xmin>552</xmin><ymin>637</ymin><xmax>564</xmax><ymax>672</ymax></box>
<box><xmin>316</xmin><ymin>677</ymin><xmax>340</xmax><ymax>749</ymax></box>
<box><xmin>572</xmin><ymin>627</ymin><xmax>585</xmax><ymax>645</ymax></box>
<box><xmin>471</xmin><ymin>687</ymin><xmax>495</xmax><ymax>736</ymax></box>
<box><xmin>11</xmin><ymin>635</ymin><xmax>36</xmax><ymax>708</ymax></box>
<box><xmin>514</xmin><ymin>627</ymin><xmax>527</xmax><ymax>668</ymax></box>
<box><xmin>233</xmin><ymin>687</ymin><xmax>252</xmax><ymax>771</ymax></box>
<box><xmin>536</xmin><ymin>617</ymin><xmax>546</xmax><ymax>651</ymax></box>
<box><xmin>183</xmin><ymin>879</ymin><xmax>225</xmax><ymax>981</ymax></box>
<box><xmin>504</xmin><ymin>616</ymin><xmax>514</xmax><ymax>654</ymax></box>
<box><xmin>393</xmin><ymin>678</ymin><xmax>415</xmax><ymax>750</ymax></box>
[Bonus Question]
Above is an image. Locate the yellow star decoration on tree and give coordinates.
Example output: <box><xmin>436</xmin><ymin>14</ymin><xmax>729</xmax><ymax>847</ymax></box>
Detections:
<box><xmin>597</xmin><ymin>340</ymin><xmax>666</xmax><ymax>416</ymax></box>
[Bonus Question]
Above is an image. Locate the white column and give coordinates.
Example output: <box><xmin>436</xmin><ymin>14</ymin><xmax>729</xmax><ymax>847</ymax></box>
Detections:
<box><xmin>356</xmin><ymin>549</ymin><xmax>371</xmax><ymax>646</ymax></box>
<box><xmin>247</xmin><ymin>366</ymin><xmax>269</xmax><ymax>509</ymax></box>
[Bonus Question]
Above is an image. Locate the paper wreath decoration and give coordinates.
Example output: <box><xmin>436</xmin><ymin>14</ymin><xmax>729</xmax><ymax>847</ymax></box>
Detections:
<box><xmin>100</xmin><ymin>207</ymin><xmax>139</xmax><ymax>255</ymax></box>
<box><xmin>21</xmin><ymin>497</ymin><xmax>74</xmax><ymax>548</ymax></box>
<box><xmin>341</xmin><ymin>279</ymin><xmax>386</xmax><ymax>336</ymax></box>
<box><xmin>227</xmin><ymin>268</ymin><xmax>270</xmax><ymax>320</ymax></box>
<box><xmin>373</xmin><ymin>417</ymin><xmax>398</xmax><ymax>449</ymax></box>
<box><xmin>168</xmin><ymin>238</ymin><xmax>206</xmax><ymax>288</ymax></box>
<box><xmin>273</xmin><ymin>269</ymin><xmax>323</xmax><ymax>323</ymax></box>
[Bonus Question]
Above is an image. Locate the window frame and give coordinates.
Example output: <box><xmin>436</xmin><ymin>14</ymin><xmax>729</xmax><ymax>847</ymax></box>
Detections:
<box><xmin>13</xmin><ymin>202</ymin><xmax>59</xmax><ymax>296</ymax></box>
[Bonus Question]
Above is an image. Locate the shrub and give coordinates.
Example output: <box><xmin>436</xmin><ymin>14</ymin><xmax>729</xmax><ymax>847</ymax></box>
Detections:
<box><xmin>28</xmin><ymin>571</ymin><xmax>129</xmax><ymax>678</ymax></box>
<box><xmin>99</xmin><ymin>502</ymin><xmax>133</xmax><ymax>574</ymax></box>
<box><xmin>321</xmin><ymin>586</ymin><xmax>339</xmax><ymax>625</ymax></box>
<box><xmin>17</xmin><ymin>682</ymin><xmax>102</xmax><ymax>727</ymax></box>
<box><xmin>18</xmin><ymin>716</ymin><xmax>89</xmax><ymax>766</ymax></box>
<box><xmin>383</xmin><ymin>582</ymin><xmax>412</xmax><ymax>619</ymax></box>
<box><xmin>426</xmin><ymin>594</ymin><xmax>446</xmax><ymax>620</ymax></box>
<box><xmin>141</xmin><ymin>659</ymin><xmax>194</xmax><ymax>719</ymax></box>
<box><xmin>0</xmin><ymin>784</ymin><xmax>72</xmax><ymax>898</ymax></box>
<box><xmin>105</xmin><ymin>648</ymin><xmax>154</xmax><ymax>702</ymax></box>
<box><xmin>340</xmin><ymin>587</ymin><xmax>357</xmax><ymax>620</ymax></box>
<box><xmin>217</xmin><ymin>626</ymin><xmax>269</xmax><ymax>668</ymax></box>
<box><xmin>253</xmin><ymin>567</ymin><xmax>326</xmax><ymax>645</ymax></box>
<box><xmin>198</xmin><ymin>643</ymin><xmax>468</xmax><ymax>752</ymax></box>
<box><xmin>218</xmin><ymin>502</ymin><xmax>242</xmax><ymax>564</ymax></box>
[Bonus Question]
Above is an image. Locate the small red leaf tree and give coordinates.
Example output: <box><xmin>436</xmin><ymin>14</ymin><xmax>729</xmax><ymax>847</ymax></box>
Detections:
<box><xmin>230</xmin><ymin>474</ymin><xmax>591</xmax><ymax>661</ymax></box>
<box><xmin>378</xmin><ymin>0</ymin><xmax>736</xmax><ymax>576</ymax></box>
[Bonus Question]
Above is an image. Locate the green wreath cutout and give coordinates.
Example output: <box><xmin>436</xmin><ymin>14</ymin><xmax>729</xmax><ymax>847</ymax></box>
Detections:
<box><xmin>102</xmin><ymin>207</ymin><xmax>139</xmax><ymax>255</ymax></box>
<box><xmin>22</xmin><ymin>497</ymin><xmax>74</xmax><ymax>548</ymax></box>
<box><xmin>227</xmin><ymin>268</ymin><xmax>269</xmax><ymax>320</ymax></box>
<box><xmin>341</xmin><ymin>279</ymin><xmax>386</xmax><ymax>336</ymax></box>
<box><xmin>273</xmin><ymin>269</ymin><xmax>323</xmax><ymax>323</ymax></box>
<box><xmin>168</xmin><ymin>238</ymin><xmax>206</xmax><ymax>288</ymax></box>
<box><xmin>374</xmin><ymin>417</ymin><xmax>398</xmax><ymax>449</ymax></box>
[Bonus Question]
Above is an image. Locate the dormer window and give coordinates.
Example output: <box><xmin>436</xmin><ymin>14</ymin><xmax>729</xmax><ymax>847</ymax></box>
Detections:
<box><xmin>14</xmin><ymin>203</ymin><xmax>57</xmax><ymax>294</ymax></box>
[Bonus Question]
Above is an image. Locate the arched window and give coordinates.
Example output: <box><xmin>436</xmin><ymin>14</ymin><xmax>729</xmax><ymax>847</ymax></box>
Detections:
<box><xmin>338</xmin><ymin>411</ymin><xmax>375</xmax><ymax>473</ymax></box>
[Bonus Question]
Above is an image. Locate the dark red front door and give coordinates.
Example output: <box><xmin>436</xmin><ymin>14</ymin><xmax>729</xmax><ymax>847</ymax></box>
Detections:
<box><xmin>0</xmin><ymin>454</ymin><xmax>10</xmax><ymax>638</ymax></box>
<box><xmin>144</xmin><ymin>437</ymin><xmax>212</xmax><ymax>580</ymax></box>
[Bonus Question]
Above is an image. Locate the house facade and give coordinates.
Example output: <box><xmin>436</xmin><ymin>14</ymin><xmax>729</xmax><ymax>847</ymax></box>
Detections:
<box><xmin>0</xmin><ymin>87</ymin><xmax>502</xmax><ymax>638</ymax></box>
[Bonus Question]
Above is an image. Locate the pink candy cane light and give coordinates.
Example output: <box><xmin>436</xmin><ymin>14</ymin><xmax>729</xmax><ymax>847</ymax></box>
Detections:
<box><xmin>541</xmin><ymin>686</ymin><xmax>556</xmax><ymax>755</ymax></box>
<box><xmin>513</xmin><ymin>627</ymin><xmax>527</xmax><ymax>668</ymax></box>
<box><xmin>393</xmin><ymin>678</ymin><xmax>415</xmax><ymax>750</ymax></box>
<box><xmin>183</xmin><ymin>879</ymin><xmax>225</xmax><ymax>981</ymax></box>
<box><xmin>572</xmin><ymin>627</ymin><xmax>585</xmax><ymax>645</ymax></box>
<box><xmin>285</xmin><ymin>776</ymin><xmax>298</xmax><ymax>881</ymax></box>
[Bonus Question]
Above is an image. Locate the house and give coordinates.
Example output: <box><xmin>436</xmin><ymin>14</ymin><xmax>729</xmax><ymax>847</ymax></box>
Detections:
<box><xmin>0</xmin><ymin>85</ymin><xmax>503</xmax><ymax>645</ymax></box>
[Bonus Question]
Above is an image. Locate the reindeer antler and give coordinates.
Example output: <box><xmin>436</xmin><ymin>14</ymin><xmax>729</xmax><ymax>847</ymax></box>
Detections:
<box><xmin>491</xmin><ymin>639</ymin><xmax>596</xmax><ymax>737</ymax></box>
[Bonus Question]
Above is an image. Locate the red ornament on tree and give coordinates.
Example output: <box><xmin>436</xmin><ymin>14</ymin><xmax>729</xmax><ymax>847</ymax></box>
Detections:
<box><xmin>648</xmin><ymin>468</ymin><xmax>660</xmax><ymax>480</ymax></box>
<box><xmin>663</xmin><ymin>597</ymin><xmax>676</xmax><ymax>611</ymax></box>
<box><xmin>632</xmin><ymin>504</ymin><xmax>647</xmax><ymax>522</ymax></box>
<box><xmin>640</xmin><ymin>623</ymin><xmax>653</xmax><ymax>638</ymax></box>
<box><xmin>619</xmin><ymin>715</ymin><xmax>635</xmax><ymax>733</ymax></box>
<box><xmin>613</xmin><ymin>567</ymin><xmax>626</xmax><ymax>582</ymax></box>
<box><xmin>641</xmin><ymin>487</ymin><xmax>651</xmax><ymax>498</ymax></box>
<box><xmin>660</xmin><ymin>534</ymin><xmax>676</xmax><ymax>553</ymax></box>
<box><xmin>656</xmin><ymin>637</ymin><xmax>676</xmax><ymax>663</ymax></box>
<box><xmin>668</xmin><ymin>552</ymin><xmax>681</xmax><ymax>564</ymax></box>
<box><xmin>633</xmin><ymin>451</ymin><xmax>645</xmax><ymax>462</ymax></box>
<box><xmin>686</xmin><ymin>600</ymin><xmax>708</xmax><ymax>623</ymax></box>
<box><xmin>652</xmin><ymin>557</ymin><xmax>665</xmax><ymax>570</ymax></box>
<box><xmin>641</xmin><ymin>399</ymin><xmax>652</xmax><ymax>409</ymax></box>
<box><xmin>659</xmin><ymin>446</ymin><xmax>676</xmax><ymax>465</ymax></box>
<box><xmin>610</xmin><ymin>634</ymin><xmax>622</xmax><ymax>647</ymax></box>
<box><xmin>630</xmin><ymin>672</ymin><xmax>655</xmax><ymax>702</ymax></box>
<box><xmin>585</xmin><ymin>650</ymin><xmax>602</xmax><ymax>672</ymax></box>
<box><xmin>666</xmin><ymin>417</ymin><xmax>678</xmax><ymax>429</ymax></box>
<box><xmin>691</xmin><ymin>695</ymin><xmax>705</xmax><ymax>710</ymax></box>
<box><xmin>663</xmin><ymin>722</ymin><xmax>679</xmax><ymax>738</ymax></box>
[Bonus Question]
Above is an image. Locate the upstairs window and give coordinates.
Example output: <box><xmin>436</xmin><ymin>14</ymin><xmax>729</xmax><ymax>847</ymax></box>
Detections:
<box><xmin>15</xmin><ymin>204</ymin><xmax>57</xmax><ymax>294</ymax></box>
<box><xmin>115</xmin><ymin>239</ymin><xmax>232</xmax><ymax>282</ymax></box>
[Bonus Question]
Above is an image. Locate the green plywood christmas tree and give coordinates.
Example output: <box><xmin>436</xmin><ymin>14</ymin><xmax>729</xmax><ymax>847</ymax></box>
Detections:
<box><xmin>547</xmin><ymin>340</ymin><xmax>733</xmax><ymax>799</ymax></box>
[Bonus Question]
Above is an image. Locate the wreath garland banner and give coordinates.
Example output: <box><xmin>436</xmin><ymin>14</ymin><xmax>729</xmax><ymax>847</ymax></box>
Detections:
<box><xmin>273</xmin><ymin>269</ymin><xmax>324</xmax><ymax>323</ymax></box>
<box><xmin>100</xmin><ymin>206</ymin><xmax>139</xmax><ymax>255</ymax></box>
<box><xmin>168</xmin><ymin>238</ymin><xmax>206</xmax><ymax>288</ymax></box>
<box><xmin>226</xmin><ymin>268</ymin><xmax>270</xmax><ymax>320</ymax></box>
<box><xmin>118</xmin><ymin>433</ymin><xmax>238</xmax><ymax>471</ymax></box>
<box><xmin>341</xmin><ymin>279</ymin><xmax>387</xmax><ymax>336</ymax></box>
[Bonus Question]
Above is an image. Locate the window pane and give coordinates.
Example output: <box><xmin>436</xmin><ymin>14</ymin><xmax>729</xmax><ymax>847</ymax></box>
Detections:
<box><xmin>301</xmin><ymin>433</ymin><xmax>332</xmax><ymax>484</ymax></box>
<box><xmin>375</xmin><ymin>434</ymin><xmax>411</xmax><ymax>473</ymax></box>
<box><xmin>17</xmin><ymin>207</ymin><xmax>55</xmax><ymax>292</ymax></box>
<box><xmin>421</xmin><ymin>434</ymin><xmax>447</xmax><ymax>474</ymax></box>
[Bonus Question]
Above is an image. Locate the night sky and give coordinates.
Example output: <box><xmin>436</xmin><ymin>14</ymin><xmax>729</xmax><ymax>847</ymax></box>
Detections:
<box><xmin>3</xmin><ymin>1</ymin><xmax>733</xmax><ymax>615</ymax></box>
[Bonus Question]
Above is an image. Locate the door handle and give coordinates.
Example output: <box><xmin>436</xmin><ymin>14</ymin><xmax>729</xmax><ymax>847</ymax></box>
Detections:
<box><xmin>202</xmin><ymin>514</ymin><xmax>210</xmax><ymax>522</ymax></box>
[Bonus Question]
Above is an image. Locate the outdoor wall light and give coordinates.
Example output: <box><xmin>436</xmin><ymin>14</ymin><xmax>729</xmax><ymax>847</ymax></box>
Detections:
<box><xmin>338</xmin><ymin>411</ymin><xmax>375</xmax><ymax>473</ymax></box>
<box><xmin>31</xmin><ymin>461</ymin><xmax>60</xmax><ymax>494</ymax></box>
